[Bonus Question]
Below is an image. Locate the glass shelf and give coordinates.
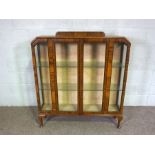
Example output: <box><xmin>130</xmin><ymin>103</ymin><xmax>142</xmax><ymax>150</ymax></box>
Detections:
<box><xmin>39</xmin><ymin>83</ymin><xmax>123</xmax><ymax>91</ymax></box>
<box><xmin>59</xmin><ymin>104</ymin><xmax>77</xmax><ymax>111</ymax></box>
<box><xmin>41</xmin><ymin>103</ymin><xmax>119</xmax><ymax>112</ymax></box>
<box><xmin>37</xmin><ymin>61</ymin><xmax>125</xmax><ymax>68</ymax></box>
<box><xmin>84</xmin><ymin>62</ymin><xmax>125</xmax><ymax>68</ymax></box>
<box><xmin>57</xmin><ymin>61</ymin><xmax>77</xmax><ymax>67</ymax></box>
<box><xmin>42</xmin><ymin>103</ymin><xmax>77</xmax><ymax>111</ymax></box>
<box><xmin>83</xmin><ymin>104</ymin><xmax>119</xmax><ymax>112</ymax></box>
<box><xmin>37</xmin><ymin>62</ymin><xmax>49</xmax><ymax>67</ymax></box>
<box><xmin>83</xmin><ymin>104</ymin><xmax>102</xmax><ymax>112</ymax></box>
<box><xmin>84</xmin><ymin>83</ymin><xmax>123</xmax><ymax>91</ymax></box>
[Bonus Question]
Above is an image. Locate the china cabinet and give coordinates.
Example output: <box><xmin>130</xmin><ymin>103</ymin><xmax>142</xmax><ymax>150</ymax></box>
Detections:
<box><xmin>31</xmin><ymin>32</ymin><xmax>131</xmax><ymax>128</ymax></box>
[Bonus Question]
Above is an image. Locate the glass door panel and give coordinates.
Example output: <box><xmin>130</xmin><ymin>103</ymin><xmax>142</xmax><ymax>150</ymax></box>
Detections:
<box><xmin>55</xmin><ymin>43</ymin><xmax>78</xmax><ymax>112</ymax></box>
<box><xmin>35</xmin><ymin>43</ymin><xmax>52</xmax><ymax>111</ymax></box>
<box><xmin>83</xmin><ymin>43</ymin><xmax>106</xmax><ymax>112</ymax></box>
<box><xmin>108</xmin><ymin>43</ymin><xmax>127</xmax><ymax>112</ymax></box>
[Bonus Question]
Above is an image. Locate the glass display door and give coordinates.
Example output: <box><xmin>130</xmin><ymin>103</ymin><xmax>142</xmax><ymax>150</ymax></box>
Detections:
<box><xmin>34</xmin><ymin>42</ymin><xmax>52</xmax><ymax>112</ymax></box>
<box><xmin>108</xmin><ymin>43</ymin><xmax>127</xmax><ymax>112</ymax></box>
<box><xmin>83</xmin><ymin>42</ymin><xmax>106</xmax><ymax>112</ymax></box>
<box><xmin>55</xmin><ymin>42</ymin><xmax>78</xmax><ymax>112</ymax></box>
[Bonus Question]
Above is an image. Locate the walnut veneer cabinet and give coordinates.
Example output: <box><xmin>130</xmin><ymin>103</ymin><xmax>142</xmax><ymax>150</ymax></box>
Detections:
<box><xmin>31</xmin><ymin>32</ymin><xmax>131</xmax><ymax>128</ymax></box>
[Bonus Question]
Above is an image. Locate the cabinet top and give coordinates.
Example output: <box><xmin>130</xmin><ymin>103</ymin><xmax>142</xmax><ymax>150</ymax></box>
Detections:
<box><xmin>31</xmin><ymin>31</ymin><xmax>131</xmax><ymax>46</ymax></box>
<box><xmin>55</xmin><ymin>32</ymin><xmax>105</xmax><ymax>38</ymax></box>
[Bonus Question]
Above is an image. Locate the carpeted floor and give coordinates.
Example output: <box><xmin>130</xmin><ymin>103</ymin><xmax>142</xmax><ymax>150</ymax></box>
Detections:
<box><xmin>0</xmin><ymin>106</ymin><xmax>155</xmax><ymax>135</ymax></box>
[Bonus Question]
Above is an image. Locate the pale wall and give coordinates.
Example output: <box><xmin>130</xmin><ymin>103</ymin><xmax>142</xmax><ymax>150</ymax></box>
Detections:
<box><xmin>0</xmin><ymin>19</ymin><xmax>155</xmax><ymax>106</ymax></box>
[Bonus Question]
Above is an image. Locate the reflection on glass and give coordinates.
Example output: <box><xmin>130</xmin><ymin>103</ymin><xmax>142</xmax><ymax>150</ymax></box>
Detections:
<box><xmin>56</xmin><ymin>43</ymin><xmax>78</xmax><ymax>111</ymax></box>
<box><xmin>83</xmin><ymin>43</ymin><xmax>106</xmax><ymax>112</ymax></box>
<box><xmin>109</xmin><ymin>43</ymin><xmax>127</xmax><ymax>112</ymax></box>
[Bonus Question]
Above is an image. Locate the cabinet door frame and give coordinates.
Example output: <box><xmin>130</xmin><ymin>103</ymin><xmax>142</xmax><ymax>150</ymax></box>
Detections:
<box><xmin>105</xmin><ymin>39</ymin><xmax>131</xmax><ymax>115</ymax></box>
<box><xmin>52</xmin><ymin>38</ymin><xmax>79</xmax><ymax>114</ymax></box>
<box><xmin>82</xmin><ymin>39</ymin><xmax>108</xmax><ymax>114</ymax></box>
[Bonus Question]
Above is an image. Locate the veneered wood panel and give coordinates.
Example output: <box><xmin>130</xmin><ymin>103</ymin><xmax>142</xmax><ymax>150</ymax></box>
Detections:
<box><xmin>48</xmin><ymin>39</ymin><xmax>58</xmax><ymax>112</ymax></box>
<box><xmin>56</xmin><ymin>32</ymin><xmax>105</xmax><ymax>38</ymax></box>
<box><xmin>78</xmin><ymin>40</ymin><xmax>84</xmax><ymax>114</ymax></box>
<box><xmin>103</xmin><ymin>39</ymin><xmax>114</xmax><ymax>112</ymax></box>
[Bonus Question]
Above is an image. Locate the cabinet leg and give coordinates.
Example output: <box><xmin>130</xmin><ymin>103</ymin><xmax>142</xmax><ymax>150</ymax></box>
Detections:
<box><xmin>38</xmin><ymin>116</ymin><xmax>44</xmax><ymax>127</ymax></box>
<box><xmin>117</xmin><ymin>117</ymin><xmax>123</xmax><ymax>128</ymax></box>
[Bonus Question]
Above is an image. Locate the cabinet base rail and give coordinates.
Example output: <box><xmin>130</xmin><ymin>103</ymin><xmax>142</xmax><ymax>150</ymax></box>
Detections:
<box><xmin>38</xmin><ymin>112</ymin><xmax>123</xmax><ymax>128</ymax></box>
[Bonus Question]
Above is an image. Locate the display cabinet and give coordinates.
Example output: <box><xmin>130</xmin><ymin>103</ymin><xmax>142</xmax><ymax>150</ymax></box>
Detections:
<box><xmin>31</xmin><ymin>32</ymin><xmax>131</xmax><ymax>128</ymax></box>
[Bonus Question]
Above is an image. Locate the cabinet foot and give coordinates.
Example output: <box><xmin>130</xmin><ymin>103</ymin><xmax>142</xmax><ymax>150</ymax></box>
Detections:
<box><xmin>117</xmin><ymin>117</ymin><xmax>123</xmax><ymax>128</ymax></box>
<box><xmin>38</xmin><ymin>116</ymin><xmax>44</xmax><ymax>127</ymax></box>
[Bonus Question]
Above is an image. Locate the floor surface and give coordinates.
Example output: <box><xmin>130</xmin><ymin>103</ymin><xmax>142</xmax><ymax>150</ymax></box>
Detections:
<box><xmin>0</xmin><ymin>106</ymin><xmax>155</xmax><ymax>135</ymax></box>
